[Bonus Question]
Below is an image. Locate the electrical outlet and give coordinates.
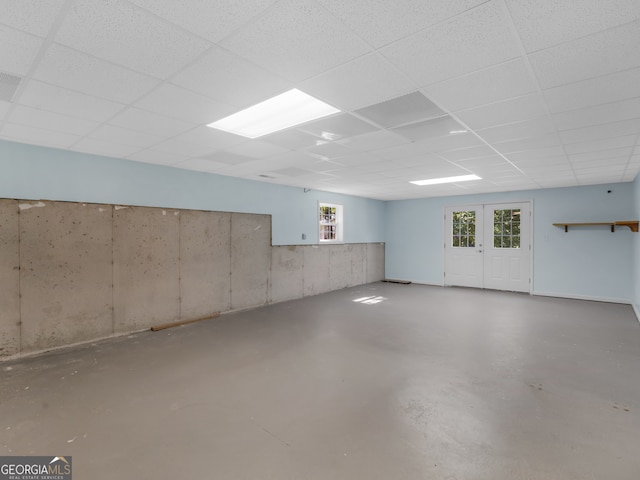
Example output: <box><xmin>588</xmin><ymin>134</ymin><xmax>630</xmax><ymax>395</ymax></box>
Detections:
<box><xmin>302</xmin><ymin>233</ymin><xmax>307</xmax><ymax>240</ymax></box>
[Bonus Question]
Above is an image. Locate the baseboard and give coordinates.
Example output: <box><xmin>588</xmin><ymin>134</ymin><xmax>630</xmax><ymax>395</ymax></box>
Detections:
<box><xmin>532</xmin><ymin>291</ymin><xmax>631</xmax><ymax>305</ymax></box>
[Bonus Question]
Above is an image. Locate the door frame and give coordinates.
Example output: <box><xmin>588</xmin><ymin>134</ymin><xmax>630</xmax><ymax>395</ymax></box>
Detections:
<box><xmin>443</xmin><ymin>200</ymin><xmax>534</xmax><ymax>294</ymax></box>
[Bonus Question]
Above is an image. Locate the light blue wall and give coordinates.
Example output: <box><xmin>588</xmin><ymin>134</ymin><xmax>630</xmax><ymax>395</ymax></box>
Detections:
<box><xmin>0</xmin><ymin>140</ymin><xmax>386</xmax><ymax>246</ymax></box>
<box><xmin>385</xmin><ymin>183</ymin><xmax>635</xmax><ymax>302</ymax></box>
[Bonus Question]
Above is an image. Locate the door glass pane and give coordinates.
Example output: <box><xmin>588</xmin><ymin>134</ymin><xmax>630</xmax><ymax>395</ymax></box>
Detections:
<box><xmin>452</xmin><ymin>211</ymin><xmax>476</xmax><ymax>248</ymax></box>
<box><xmin>493</xmin><ymin>209</ymin><xmax>520</xmax><ymax>249</ymax></box>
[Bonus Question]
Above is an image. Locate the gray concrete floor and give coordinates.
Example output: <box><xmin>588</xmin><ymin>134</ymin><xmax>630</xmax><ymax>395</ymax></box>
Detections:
<box><xmin>1</xmin><ymin>282</ymin><xmax>639</xmax><ymax>479</ymax></box>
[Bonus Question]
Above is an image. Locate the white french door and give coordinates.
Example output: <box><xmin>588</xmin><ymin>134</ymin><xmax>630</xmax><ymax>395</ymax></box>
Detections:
<box><xmin>444</xmin><ymin>202</ymin><xmax>531</xmax><ymax>293</ymax></box>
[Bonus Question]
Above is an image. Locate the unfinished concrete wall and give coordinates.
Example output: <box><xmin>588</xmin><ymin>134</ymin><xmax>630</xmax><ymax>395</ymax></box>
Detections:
<box><xmin>19</xmin><ymin>201</ymin><xmax>113</xmax><ymax>352</ymax></box>
<box><xmin>0</xmin><ymin>200</ymin><xmax>19</xmax><ymax>357</ymax></box>
<box><xmin>367</xmin><ymin>243</ymin><xmax>386</xmax><ymax>283</ymax></box>
<box><xmin>113</xmin><ymin>206</ymin><xmax>181</xmax><ymax>333</ymax></box>
<box><xmin>0</xmin><ymin>198</ymin><xmax>385</xmax><ymax>359</ymax></box>
<box><xmin>180</xmin><ymin>210</ymin><xmax>231</xmax><ymax>319</ymax></box>
<box><xmin>270</xmin><ymin>246</ymin><xmax>304</xmax><ymax>304</ymax></box>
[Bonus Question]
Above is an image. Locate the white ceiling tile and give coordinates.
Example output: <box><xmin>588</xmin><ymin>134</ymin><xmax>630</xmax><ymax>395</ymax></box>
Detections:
<box><xmin>0</xmin><ymin>0</ymin><xmax>67</xmax><ymax>37</ymax></box>
<box><xmin>455</xmin><ymin>93</ymin><xmax>548</xmax><ymax>129</ymax></box>
<box><xmin>544</xmin><ymin>67</ymin><xmax>640</xmax><ymax>114</ymax></box>
<box><xmin>392</xmin><ymin>116</ymin><xmax>468</xmax><ymax>142</ymax></box>
<box><xmin>330</xmin><ymin>153</ymin><xmax>383</xmax><ymax>167</ymax></box>
<box><xmin>337</xmin><ymin>130</ymin><xmax>408</xmax><ymax>153</ymax></box>
<box><xmin>1</xmin><ymin>122</ymin><xmax>80</xmax><ymax>148</ymax></box>
<box><xmin>506</xmin><ymin>146</ymin><xmax>567</xmax><ymax>162</ymax></box>
<box><xmin>72</xmin><ymin>137</ymin><xmax>141</xmax><ymax>158</ymax></box>
<box><xmin>568</xmin><ymin>147</ymin><xmax>634</xmax><ymax>163</ymax></box>
<box><xmin>494</xmin><ymin>133</ymin><xmax>562</xmax><ymax>154</ymax></box>
<box><xmin>297</xmin><ymin>113</ymin><xmax>379</xmax><ymax>142</ymax></box>
<box><xmin>355</xmin><ymin>91</ymin><xmax>445</xmax><ymax>128</ymax></box>
<box><xmin>55</xmin><ymin>0</ymin><xmax>211</xmax><ymax>78</ymax></box>
<box><xmin>127</xmin><ymin>148</ymin><xmax>190</xmax><ymax>166</ymax></box>
<box><xmin>32</xmin><ymin>44</ymin><xmax>159</xmax><ymax>103</ymax></box>
<box><xmin>563</xmin><ymin>135</ymin><xmax>637</xmax><ymax>155</ymax></box>
<box><xmin>317</xmin><ymin>0</ymin><xmax>486</xmax><ymax>48</ymax></box>
<box><xmin>0</xmin><ymin>100</ymin><xmax>10</xmax><ymax>120</ymax></box>
<box><xmin>172</xmin><ymin>157</ymin><xmax>229</xmax><ymax>173</ymax></box>
<box><xmin>164</xmin><ymin>125</ymin><xmax>246</xmax><ymax>155</ymax></box>
<box><xmin>511</xmin><ymin>155</ymin><xmax>571</xmax><ymax>168</ymax></box>
<box><xmin>380</xmin><ymin>2</ymin><xmax>520</xmax><ymax>85</ymax></box>
<box><xmin>299</xmin><ymin>53</ymin><xmax>415</xmax><ymax>111</ymax></box>
<box><xmin>570</xmin><ymin>157</ymin><xmax>629</xmax><ymax>170</ymax></box>
<box><xmin>87</xmin><ymin>124</ymin><xmax>163</xmax><ymax>149</ymax></box>
<box><xmin>559</xmin><ymin>118</ymin><xmax>640</xmax><ymax>145</ymax></box>
<box><xmin>553</xmin><ymin>97</ymin><xmax>640</xmax><ymax>131</ymax></box>
<box><xmin>129</xmin><ymin>0</ymin><xmax>277</xmax><ymax>43</ymax></box>
<box><xmin>531</xmin><ymin>21</ymin><xmax>640</xmax><ymax>89</ymax></box>
<box><xmin>135</xmin><ymin>84</ymin><xmax>233</xmax><ymax>124</ymax></box>
<box><xmin>476</xmin><ymin>116</ymin><xmax>557</xmax><ymax>144</ymax></box>
<box><xmin>0</xmin><ymin>25</ymin><xmax>43</xmax><ymax>75</ymax></box>
<box><xmin>413</xmin><ymin>131</ymin><xmax>483</xmax><ymax>153</ymax></box>
<box><xmin>303</xmin><ymin>141</ymin><xmax>352</xmax><ymax>161</ymax></box>
<box><xmin>390</xmin><ymin>153</ymin><xmax>442</xmax><ymax>168</ymax></box>
<box><xmin>224</xmin><ymin>140</ymin><xmax>290</xmax><ymax>159</ymax></box>
<box><xmin>440</xmin><ymin>146</ymin><xmax>500</xmax><ymax>162</ymax></box>
<box><xmin>260</xmin><ymin>129</ymin><xmax>323</xmax><ymax>150</ymax></box>
<box><xmin>423</xmin><ymin>59</ymin><xmax>537</xmax><ymax>112</ymax></box>
<box><xmin>374</xmin><ymin>142</ymin><xmax>429</xmax><ymax>161</ymax></box>
<box><xmin>8</xmin><ymin>105</ymin><xmax>99</xmax><ymax>136</ymax></box>
<box><xmin>108</xmin><ymin>107</ymin><xmax>196</xmax><ymax>137</ymax></box>
<box><xmin>220</xmin><ymin>0</ymin><xmax>371</xmax><ymax>82</ymax></box>
<box><xmin>170</xmin><ymin>46</ymin><xmax>291</xmax><ymax>109</ymax></box>
<box><xmin>197</xmin><ymin>152</ymin><xmax>255</xmax><ymax>166</ymax></box>
<box><xmin>506</xmin><ymin>0</ymin><xmax>640</xmax><ymax>53</ymax></box>
<box><xmin>17</xmin><ymin>80</ymin><xmax>125</xmax><ymax>122</ymax></box>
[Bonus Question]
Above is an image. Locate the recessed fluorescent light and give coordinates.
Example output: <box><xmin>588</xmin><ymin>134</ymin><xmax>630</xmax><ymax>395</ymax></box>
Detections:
<box><xmin>207</xmin><ymin>89</ymin><xmax>340</xmax><ymax>139</ymax></box>
<box><xmin>410</xmin><ymin>174</ymin><xmax>481</xmax><ymax>186</ymax></box>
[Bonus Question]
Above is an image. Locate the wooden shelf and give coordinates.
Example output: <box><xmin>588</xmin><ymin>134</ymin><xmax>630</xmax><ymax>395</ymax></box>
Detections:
<box><xmin>553</xmin><ymin>221</ymin><xmax>639</xmax><ymax>233</ymax></box>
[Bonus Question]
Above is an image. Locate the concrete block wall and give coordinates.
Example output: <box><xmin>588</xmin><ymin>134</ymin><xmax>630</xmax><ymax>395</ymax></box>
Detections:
<box><xmin>0</xmin><ymin>199</ymin><xmax>385</xmax><ymax>359</ymax></box>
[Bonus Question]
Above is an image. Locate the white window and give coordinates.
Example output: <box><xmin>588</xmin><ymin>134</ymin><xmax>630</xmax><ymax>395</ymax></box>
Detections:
<box><xmin>319</xmin><ymin>202</ymin><xmax>343</xmax><ymax>243</ymax></box>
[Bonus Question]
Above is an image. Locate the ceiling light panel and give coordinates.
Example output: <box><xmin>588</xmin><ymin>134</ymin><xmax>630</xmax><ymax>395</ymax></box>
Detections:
<box><xmin>355</xmin><ymin>91</ymin><xmax>445</xmax><ymax>128</ymax></box>
<box><xmin>208</xmin><ymin>89</ymin><xmax>340</xmax><ymax>139</ymax></box>
<box><xmin>410</xmin><ymin>174</ymin><xmax>481</xmax><ymax>186</ymax></box>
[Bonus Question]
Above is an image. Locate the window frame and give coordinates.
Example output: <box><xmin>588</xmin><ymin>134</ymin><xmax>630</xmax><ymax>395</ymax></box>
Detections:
<box><xmin>318</xmin><ymin>202</ymin><xmax>344</xmax><ymax>243</ymax></box>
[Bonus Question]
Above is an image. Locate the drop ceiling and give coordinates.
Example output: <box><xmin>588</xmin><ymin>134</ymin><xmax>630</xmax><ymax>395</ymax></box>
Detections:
<box><xmin>1</xmin><ymin>0</ymin><xmax>639</xmax><ymax>200</ymax></box>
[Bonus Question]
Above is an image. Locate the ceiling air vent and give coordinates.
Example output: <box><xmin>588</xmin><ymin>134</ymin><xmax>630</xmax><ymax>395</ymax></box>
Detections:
<box><xmin>0</xmin><ymin>72</ymin><xmax>23</xmax><ymax>102</ymax></box>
